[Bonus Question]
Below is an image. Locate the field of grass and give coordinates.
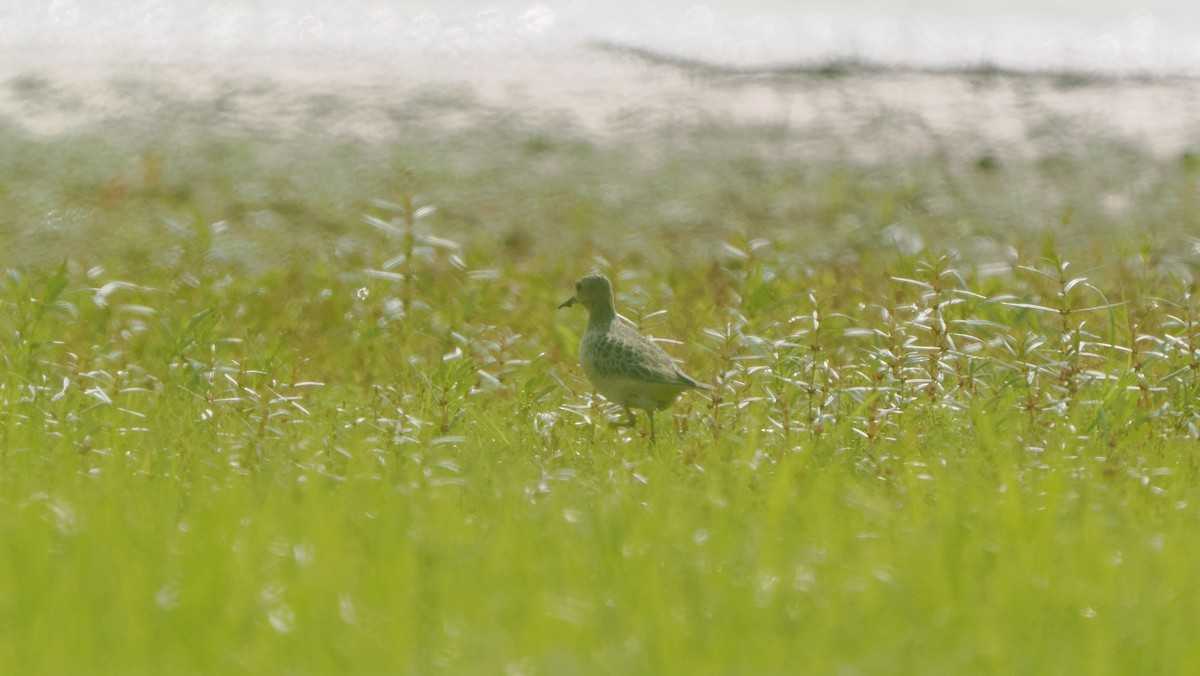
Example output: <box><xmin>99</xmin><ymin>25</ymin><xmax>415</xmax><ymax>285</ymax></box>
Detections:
<box><xmin>3</xmin><ymin>67</ymin><xmax>1200</xmax><ymax>674</ymax></box>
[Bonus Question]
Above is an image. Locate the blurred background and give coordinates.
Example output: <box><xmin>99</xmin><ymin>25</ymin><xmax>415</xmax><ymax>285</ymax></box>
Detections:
<box><xmin>2</xmin><ymin>2</ymin><xmax>1198</xmax><ymax>271</ymax></box>
<box><xmin>2</xmin><ymin>0</ymin><xmax>1197</xmax><ymax>75</ymax></box>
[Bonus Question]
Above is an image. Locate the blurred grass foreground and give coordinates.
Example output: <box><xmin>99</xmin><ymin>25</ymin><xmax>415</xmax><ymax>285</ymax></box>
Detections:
<box><xmin>3</xmin><ymin>49</ymin><xmax>1200</xmax><ymax>673</ymax></box>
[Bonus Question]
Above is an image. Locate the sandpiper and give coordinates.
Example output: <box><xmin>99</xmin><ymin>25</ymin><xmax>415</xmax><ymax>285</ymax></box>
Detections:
<box><xmin>559</xmin><ymin>274</ymin><xmax>709</xmax><ymax>440</ymax></box>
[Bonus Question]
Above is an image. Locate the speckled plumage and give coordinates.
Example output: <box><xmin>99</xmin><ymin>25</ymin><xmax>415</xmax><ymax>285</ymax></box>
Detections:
<box><xmin>559</xmin><ymin>274</ymin><xmax>709</xmax><ymax>439</ymax></box>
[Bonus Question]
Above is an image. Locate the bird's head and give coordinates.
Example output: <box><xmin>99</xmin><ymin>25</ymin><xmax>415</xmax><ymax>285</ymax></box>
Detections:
<box><xmin>558</xmin><ymin>274</ymin><xmax>614</xmax><ymax>313</ymax></box>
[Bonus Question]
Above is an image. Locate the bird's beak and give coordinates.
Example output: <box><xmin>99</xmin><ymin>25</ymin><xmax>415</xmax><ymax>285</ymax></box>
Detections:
<box><xmin>558</xmin><ymin>296</ymin><xmax>576</xmax><ymax>309</ymax></box>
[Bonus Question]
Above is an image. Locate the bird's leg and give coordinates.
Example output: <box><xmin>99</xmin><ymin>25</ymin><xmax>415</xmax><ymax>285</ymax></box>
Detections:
<box><xmin>648</xmin><ymin>411</ymin><xmax>656</xmax><ymax>441</ymax></box>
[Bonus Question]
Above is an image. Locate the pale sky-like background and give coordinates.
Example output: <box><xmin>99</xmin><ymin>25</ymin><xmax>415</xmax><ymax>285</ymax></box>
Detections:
<box><xmin>2</xmin><ymin>1</ymin><xmax>1198</xmax><ymax>75</ymax></box>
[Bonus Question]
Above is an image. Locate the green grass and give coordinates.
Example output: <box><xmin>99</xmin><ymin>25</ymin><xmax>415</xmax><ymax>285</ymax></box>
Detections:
<box><xmin>3</xmin><ymin>69</ymin><xmax>1200</xmax><ymax>674</ymax></box>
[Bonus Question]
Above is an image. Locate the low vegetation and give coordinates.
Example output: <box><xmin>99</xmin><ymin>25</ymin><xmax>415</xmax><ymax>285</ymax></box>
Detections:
<box><xmin>2</xmin><ymin>70</ymin><xmax>1199</xmax><ymax>673</ymax></box>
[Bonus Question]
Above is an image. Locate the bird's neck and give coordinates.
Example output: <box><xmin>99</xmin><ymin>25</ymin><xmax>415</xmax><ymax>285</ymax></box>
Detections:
<box><xmin>587</xmin><ymin>303</ymin><xmax>616</xmax><ymax>326</ymax></box>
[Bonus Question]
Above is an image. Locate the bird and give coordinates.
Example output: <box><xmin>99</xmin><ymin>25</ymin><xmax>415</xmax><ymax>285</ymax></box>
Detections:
<box><xmin>559</xmin><ymin>273</ymin><xmax>710</xmax><ymax>440</ymax></box>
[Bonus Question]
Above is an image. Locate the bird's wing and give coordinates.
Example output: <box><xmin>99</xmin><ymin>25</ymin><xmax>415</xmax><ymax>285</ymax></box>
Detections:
<box><xmin>608</xmin><ymin>325</ymin><xmax>702</xmax><ymax>387</ymax></box>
